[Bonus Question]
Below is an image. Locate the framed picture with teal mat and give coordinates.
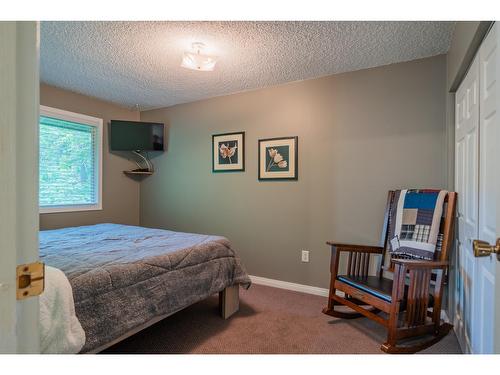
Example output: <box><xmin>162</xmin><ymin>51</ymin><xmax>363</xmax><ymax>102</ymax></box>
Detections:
<box><xmin>212</xmin><ymin>131</ymin><xmax>245</xmax><ymax>172</ymax></box>
<box><xmin>258</xmin><ymin>136</ymin><xmax>298</xmax><ymax>180</ymax></box>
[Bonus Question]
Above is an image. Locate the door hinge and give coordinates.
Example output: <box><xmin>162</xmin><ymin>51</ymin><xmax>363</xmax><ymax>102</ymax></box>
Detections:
<box><xmin>16</xmin><ymin>262</ymin><xmax>44</xmax><ymax>300</ymax></box>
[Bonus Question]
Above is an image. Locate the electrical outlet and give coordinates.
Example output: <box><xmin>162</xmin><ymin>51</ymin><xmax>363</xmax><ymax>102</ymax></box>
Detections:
<box><xmin>301</xmin><ymin>250</ymin><xmax>309</xmax><ymax>263</ymax></box>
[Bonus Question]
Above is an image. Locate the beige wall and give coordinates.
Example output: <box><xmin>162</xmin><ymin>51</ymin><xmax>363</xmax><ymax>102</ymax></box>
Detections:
<box><xmin>139</xmin><ymin>55</ymin><xmax>447</xmax><ymax>288</ymax></box>
<box><xmin>39</xmin><ymin>84</ymin><xmax>141</xmax><ymax>230</ymax></box>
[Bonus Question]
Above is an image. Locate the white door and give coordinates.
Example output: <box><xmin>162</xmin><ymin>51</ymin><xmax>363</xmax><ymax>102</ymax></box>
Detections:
<box><xmin>0</xmin><ymin>22</ymin><xmax>40</xmax><ymax>353</ymax></box>
<box><xmin>476</xmin><ymin>21</ymin><xmax>498</xmax><ymax>354</ymax></box>
<box><xmin>455</xmin><ymin>22</ymin><xmax>500</xmax><ymax>354</ymax></box>
<box><xmin>454</xmin><ymin>48</ymin><xmax>480</xmax><ymax>354</ymax></box>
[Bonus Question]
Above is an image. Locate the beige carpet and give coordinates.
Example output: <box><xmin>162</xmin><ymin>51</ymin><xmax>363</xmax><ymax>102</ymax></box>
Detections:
<box><xmin>103</xmin><ymin>284</ymin><xmax>462</xmax><ymax>354</ymax></box>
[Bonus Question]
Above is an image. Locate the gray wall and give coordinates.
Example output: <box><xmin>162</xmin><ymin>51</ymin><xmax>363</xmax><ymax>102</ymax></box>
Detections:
<box><xmin>140</xmin><ymin>55</ymin><xmax>448</xmax><ymax>288</ymax></box>
<box><xmin>40</xmin><ymin>84</ymin><xmax>141</xmax><ymax>230</ymax></box>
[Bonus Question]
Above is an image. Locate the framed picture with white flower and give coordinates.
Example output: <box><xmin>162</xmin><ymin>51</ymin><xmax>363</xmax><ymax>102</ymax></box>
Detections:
<box><xmin>258</xmin><ymin>136</ymin><xmax>298</xmax><ymax>180</ymax></box>
<box><xmin>212</xmin><ymin>131</ymin><xmax>245</xmax><ymax>172</ymax></box>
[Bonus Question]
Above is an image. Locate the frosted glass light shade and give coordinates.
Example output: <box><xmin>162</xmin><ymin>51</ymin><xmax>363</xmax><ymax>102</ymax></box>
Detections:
<box><xmin>181</xmin><ymin>51</ymin><xmax>217</xmax><ymax>72</ymax></box>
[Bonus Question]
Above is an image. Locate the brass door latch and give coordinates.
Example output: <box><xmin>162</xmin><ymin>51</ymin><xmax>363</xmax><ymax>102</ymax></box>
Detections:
<box><xmin>16</xmin><ymin>262</ymin><xmax>44</xmax><ymax>300</ymax></box>
<box><xmin>473</xmin><ymin>239</ymin><xmax>500</xmax><ymax>257</ymax></box>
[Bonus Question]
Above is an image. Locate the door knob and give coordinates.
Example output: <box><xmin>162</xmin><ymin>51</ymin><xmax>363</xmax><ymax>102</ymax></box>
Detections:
<box><xmin>473</xmin><ymin>239</ymin><xmax>500</xmax><ymax>257</ymax></box>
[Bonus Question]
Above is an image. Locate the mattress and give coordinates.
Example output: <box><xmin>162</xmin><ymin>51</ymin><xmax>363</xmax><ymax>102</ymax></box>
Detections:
<box><xmin>39</xmin><ymin>223</ymin><xmax>251</xmax><ymax>353</ymax></box>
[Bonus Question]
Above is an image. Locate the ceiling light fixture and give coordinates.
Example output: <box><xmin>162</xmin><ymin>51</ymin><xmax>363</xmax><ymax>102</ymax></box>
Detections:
<box><xmin>181</xmin><ymin>42</ymin><xmax>217</xmax><ymax>72</ymax></box>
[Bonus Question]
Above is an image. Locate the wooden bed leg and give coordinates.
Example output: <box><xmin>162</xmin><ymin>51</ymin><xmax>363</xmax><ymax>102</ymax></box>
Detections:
<box><xmin>219</xmin><ymin>284</ymin><xmax>239</xmax><ymax>319</ymax></box>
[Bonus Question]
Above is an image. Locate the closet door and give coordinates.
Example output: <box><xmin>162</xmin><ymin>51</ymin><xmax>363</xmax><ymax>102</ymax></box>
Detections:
<box><xmin>476</xmin><ymin>21</ymin><xmax>498</xmax><ymax>354</ymax></box>
<box><xmin>455</xmin><ymin>22</ymin><xmax>500</xmax><ymax>354</ymax></box>
<box><xmin>454</xmin><ymin>52</ymin><xmax>480</xmax><ymax>354</ymax></box>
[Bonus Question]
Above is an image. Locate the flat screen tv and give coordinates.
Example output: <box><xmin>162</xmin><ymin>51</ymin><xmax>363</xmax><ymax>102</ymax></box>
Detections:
<box><xmin>110</xmin><ymin>120</ymin><xmax>164</xmax><ymax>151</ymax></box>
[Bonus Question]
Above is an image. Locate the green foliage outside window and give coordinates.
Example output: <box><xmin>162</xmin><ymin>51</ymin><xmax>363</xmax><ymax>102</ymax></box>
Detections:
<box><xmin>39</xmin><ymin>115</ymin><xmax>97</xmax><ymax>207</ymax></box>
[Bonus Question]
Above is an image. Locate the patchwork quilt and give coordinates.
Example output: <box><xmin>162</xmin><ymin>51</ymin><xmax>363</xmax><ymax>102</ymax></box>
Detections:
<box><xmin>389</xmin><ymin>189</ymin><xmax>448</xmax><ymax>260</ymax></box>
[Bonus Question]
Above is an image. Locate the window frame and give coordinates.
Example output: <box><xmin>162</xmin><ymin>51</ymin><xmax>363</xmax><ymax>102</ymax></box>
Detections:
<box><xmin>39</xmin><ymin>105</ymin><xmax>103</xmax><ymax>214</ymax></box>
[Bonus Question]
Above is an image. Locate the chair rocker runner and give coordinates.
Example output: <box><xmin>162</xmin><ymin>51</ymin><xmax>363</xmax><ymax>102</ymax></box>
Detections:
<box><xmin>322</xmin><ymin>190</ymin><xmax>457</xmax><ymax>353</ymax></box>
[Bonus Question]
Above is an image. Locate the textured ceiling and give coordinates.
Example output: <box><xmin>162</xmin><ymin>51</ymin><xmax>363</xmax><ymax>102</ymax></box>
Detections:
<box><xmin>40</xmin><ymin>21</ymin><xmax>455</xmax><ymax>110</ymax></box>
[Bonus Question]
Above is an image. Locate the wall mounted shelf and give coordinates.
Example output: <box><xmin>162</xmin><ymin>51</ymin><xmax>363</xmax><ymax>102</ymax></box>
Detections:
<box><xmin>123</xmin><ymin>170</ymin><xmax>154</xmax><ymax>177</ymax></box>
<box><xmin>122</xmin><ymin>151</ymin><xmax>155</xmax><ymax>179</ymax></box>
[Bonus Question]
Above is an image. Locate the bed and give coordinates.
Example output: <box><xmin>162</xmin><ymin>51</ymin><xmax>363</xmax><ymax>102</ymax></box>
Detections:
<box><xmin>39</xmin><ymin>223</ymin><xmax>251</xmax><ymax>353</ymax></box>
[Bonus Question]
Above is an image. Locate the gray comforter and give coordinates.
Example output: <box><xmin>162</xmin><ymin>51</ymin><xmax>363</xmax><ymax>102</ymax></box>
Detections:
<box><xmin>39</xmin><ymin>223</ymin><xmax>251</xmax><ymax>353</ymax></box>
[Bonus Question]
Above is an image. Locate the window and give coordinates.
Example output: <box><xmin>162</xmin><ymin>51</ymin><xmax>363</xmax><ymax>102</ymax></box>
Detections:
<box><xmin>39</xmin><ymin>106</ymin><xmax>102</xmax><ymax>213</ymax></box>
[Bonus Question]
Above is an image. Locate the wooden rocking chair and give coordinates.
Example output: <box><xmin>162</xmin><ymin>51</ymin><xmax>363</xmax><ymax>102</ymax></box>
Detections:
<box><xmin>322</xmin><ymin>190</ymin><xmax>457</xmax><ymax>353</ymax></box>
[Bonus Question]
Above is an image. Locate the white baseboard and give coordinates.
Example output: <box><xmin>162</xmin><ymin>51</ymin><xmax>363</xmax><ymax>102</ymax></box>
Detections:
<box><xmin>249</xmin><ymin>275</ymin><xmax>329</xmax><ymax>297</ymax></box>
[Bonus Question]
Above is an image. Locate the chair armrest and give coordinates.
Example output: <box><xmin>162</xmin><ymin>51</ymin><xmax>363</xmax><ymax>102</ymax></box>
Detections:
<box><xmin>326</xmin><ymin>242</ymin><xmax>384</xmax><ymax>254</ymax></box>
<box><xmin>392</xmin><ymin>259</ymin><xmax>448</xmax><ymax>270</ymax></box>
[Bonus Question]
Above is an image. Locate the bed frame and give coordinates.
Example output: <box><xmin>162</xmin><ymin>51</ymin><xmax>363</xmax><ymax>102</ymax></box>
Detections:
<box><xmin>84</xmin><ymin>284</ymin><xmax>240</xmax><ymax>354</ymax></box>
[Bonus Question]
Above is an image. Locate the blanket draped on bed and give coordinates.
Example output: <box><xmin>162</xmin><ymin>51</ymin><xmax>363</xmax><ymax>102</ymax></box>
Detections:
<box><xmin>39</xmin><ymin>224</ymin><xmax>251</xmax><ymax>353</ymax></box>
<box><xmin>388</xmin><ymin>189</ymin><xmax>448</xmax><ymax>260</ymax></box>
<box><xmin>39</xmin><ymin>266</ymin><xmax>86</xmax><ymax>354</ymax></box>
